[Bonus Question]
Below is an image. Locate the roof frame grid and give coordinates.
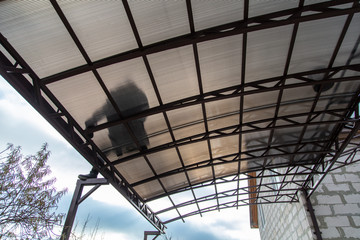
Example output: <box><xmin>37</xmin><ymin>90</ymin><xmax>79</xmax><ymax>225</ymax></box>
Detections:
<box><xmin>0</xmin><ymin>34</ymin><xmax>166</xmax><ymax>233</ymax></box>
<box><xmin>122</xmin><ymin>0</ymin><xmax>203</xmax><ymax>222</ymax></box>
<box><xmin>1</xmin><ymin>0</ymin><xmax>359</xmax><ymax>226</ymax></box>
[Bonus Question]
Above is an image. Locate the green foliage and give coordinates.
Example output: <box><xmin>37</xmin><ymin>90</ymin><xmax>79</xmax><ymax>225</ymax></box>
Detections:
<box><xmin>0</xmin><ymin>144</ymin><xmax>67</xmax><ymax>239</ymax></box>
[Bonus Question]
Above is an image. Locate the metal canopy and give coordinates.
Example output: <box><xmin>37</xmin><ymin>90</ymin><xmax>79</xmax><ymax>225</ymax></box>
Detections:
<box><xmin>1</xmin><ymin>0</ymin><xmax>360</xmax><ymax>230</ymax></box>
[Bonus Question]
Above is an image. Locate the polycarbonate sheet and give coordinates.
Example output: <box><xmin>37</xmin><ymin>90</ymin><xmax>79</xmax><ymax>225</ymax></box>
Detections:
<box><xmin>211</xmin><ymin>135</ymin><xmax>239</xmax><ymax>159</ymax></box>
<box><xmin>117</xmin><ymin>157</ymin><xmax>154</xmax><ymax>184</ymax></box>
<box><xmin>334</xmin><ymin>13</ymin><xmax>360</xmax><ymax>67</ymax></box>
<box><xmin>244</xmin><ymin>91</ymin><xmax>280</xmax><ymax>110</ymax></box>
<box><xmin>168</xmin><ymin>104</ymin><xmax>203</xmax><ymax>127</ymax></box>
<box><xmin>206</xmin><ymin>97</ymin><xmax>240</xmax><ymax>131</ymax></box>
<box><xmin>148</xmin><ymin>46</ymin><xmax>199</xmax><ymax>103</ymax></box>
<box><xmin>167</xmin><ymin>104</ymin><xmax>205</xmax><ymax>139</ymax></box>
<box><xmin>282</xmin><ymin>85</ymin><xmax>317</xmax><ymax>103</ymax></box>
<box><xmin>242</xmin><ymin>130</ymin><xmax>271</xmax><ymax>151</ymax></box>
<box><xmin>198</xmin><ymin>199</ymin><xmax>218</xmax><ymax>210</ymax></box>
<box><xmin>218</xmin><ymin>195</ymin><xmax>237</xmax><ymax>205</ymax></box>
<box><xmin>97</xmin><ymin>58</ymin><xmax>159</xmax><ymax>109</ymax></box>
<box><xmin>249</xmin><ymin>0</ymin><xmax>298</xmax><ymax>17</ymax></box>
<box><xmin>178</xmin><ymin>141</ymin><xmax>210</xmax><ymax>166</ymax></box>
<box><xmin>128</xmin><ymin>0</ymin><xmax>189</xmax><ymax>46</ymax></box>
<box><xmin>315</xmin><ymin>96</ymin><xmax>352</xmax><ymax>113</ymax></box>
<box><xmin>171</xmin><ymin>190</ymin><xmax>195</xmax><ymax>205</ymax></box>
<box><xmin>192</xmin><ymin>1</ymin><xmax>243</xmax><ymax>31</ymax></box>
<box><xmin>147</xmin><ymin>148</ymin><xmax>181</xmax><ymax>175</ymax></box>
<box><xmin>92</xmin><ymin>128</ymin><xmax>113</xmax><ymax>156</ymax></box>
<box><xmin>303</xmin><ymin>124</ymin><xmax>336</xmax><ymax>142</ymax></box>
<box><xmin>327</xmin><ymin>81</ymin><xmax>360</xmax><ymax>96</ymax></box>
<box><xmin>214</xmin><ymin>162</ymin><xmax>238</xmax><ymax>178</ymax></box>
<box><xmin>178</xmin><ymin>204</ymin><xmax>198</xmax><ymax>216</ymax></box>
<box><xmin>272</xmin><ymin>127</ymin><xmax>303</xmax><ymax>146</ymax></box>
<box><xmin>157</xmin><ymin>209</ymin><xmax>180</xmax><ymax>222</ymax></box>
<box><xmin>161</xmin><ymin>172</ymin><xmax>188</xmax><ymax>192</ymax></box>
<box><xmin>198</xmin><ymin>35</ymin><xmax>242</xmax><ymax>93</ymax></box>
<box><xmin>172</xmin><ymin>123</ymin><xmax>206</xmax><ymax>140</ymax></box>
<box><xmin>243</xmin><ymin>107</ymin><xmax>277</xmax><ymax>124</ymax></box>
<box><xmin>216</xmin><ymin>180</ymin><xmax>238</xmax><ymax>193</ymax></box>
<box><xmin>279</xmin><ymin>101</ymin><xmax>313</xmax><ymax>118</ymax></box>
<box><xmin>58</xmin><ymin>1</ymin><xmax>137</xmax><ymax>61</ymax></box>
<box><xmin>188</xmin><ymin>167</ymin><xmax>214</xmax><ymax>186</ymax></box>
<box><xmin>142</xmin><ymin>114</ymin><xmax>172</xmax><ymax>148</ymax></box>
<box><xmin>134</xmin><ymin>180</ymin><xmax>164</xmax><ymax>200</ymax></box>
<box><xmin>48</xmin><ymin>72</ymin><xmax>111</xmax><ymax>129</ymax></box>
<box><xmin>246</xmin><ymin>25</ymin><xmax>292</xmax><ymax>83</ymax></box>
<box><xmin>0</xmin><ymin>1</ymin><xmax>85</xmax><ymax>78</ymax></box>
<box><xmin>208</xmin><ymin>115</ymin><xmax>240</xmax><ymax>132</ymax></box>
<box><xmin>289</xmin><ymin>16</ymin><xmax>347</xmax><ymax>74</ymax></box>
<box><xmin>147</xmin><ymin>197</ymin><xmax>174</xmax><ymax>213</ymax></box>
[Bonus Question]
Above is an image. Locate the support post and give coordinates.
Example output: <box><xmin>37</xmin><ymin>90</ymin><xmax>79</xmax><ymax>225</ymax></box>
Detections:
<box><xmin>303</xmin><ymin>190</ymin><xmax>322</xmax><ymax>240</ymax></box>
<box><xmin>61</xmin><ymin>178</ymin><xmax>108</xmax><ymax>240</ymax></box>
<box><xmin>144</xmin><ymin>231</ymin><xmax>161</xmax><ymax>240</ymax></box>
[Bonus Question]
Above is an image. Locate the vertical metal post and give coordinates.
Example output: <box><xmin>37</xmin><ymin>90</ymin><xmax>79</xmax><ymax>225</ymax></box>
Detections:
<box><xmin>144</xmin><ymin>231</ymin><xmax>161</xmax><ymax>240</ymax></box>
<box><xmin>303</xmin><ymin>190</ymin><xmax>323</xmax><ymax>240</ymax></box>
<box><xmin>61</xmin><ymin>178</ymin><xmax>109</xmax><ymax>240</ymax></box>
<box><xmin>61</xmin><ymin>180</ymin><xmax>84</xmax><ymax>240</ymax></box>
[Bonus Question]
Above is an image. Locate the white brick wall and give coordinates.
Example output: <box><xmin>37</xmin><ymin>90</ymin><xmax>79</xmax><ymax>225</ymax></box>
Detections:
<box><xmin>311</xmin><ymin>161</ymin><xmax>360</xmax><ymax>240</ymax></box>
<box><xmin>258</xmin><ymin>162</ymin><xmax>360</xmax><ymax>240</ymax></box>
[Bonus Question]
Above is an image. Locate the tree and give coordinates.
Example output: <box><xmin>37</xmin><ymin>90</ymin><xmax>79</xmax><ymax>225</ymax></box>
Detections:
<box><xmin>0</xmin><ymin>144</ymin><xmax>67</xmax><ymax>239</ymax></box>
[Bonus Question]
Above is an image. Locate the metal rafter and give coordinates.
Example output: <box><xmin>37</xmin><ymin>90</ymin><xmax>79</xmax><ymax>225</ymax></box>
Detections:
<box><xmin>41</xmin><ymin>0</ymin><xmax>360</xmax><ymax>85</ymax></box>
<box><xmin>85</xmin><ymin>63</ymin><xmax>360</xmax><ymax>135</ymax></box>
<box><xmin>0</xmin><ymin>35</ymin><xmax>166</xmax><ymax>233</ymax></box>
<box><xmin>1</xmin><ymin>0</ymin><xmax>359</xmax><ymax>227</ymax></box>
<box><xmin>109</xmin><ymin>106</ymin><xmax>357</xmax><ymax>166</ymax></box>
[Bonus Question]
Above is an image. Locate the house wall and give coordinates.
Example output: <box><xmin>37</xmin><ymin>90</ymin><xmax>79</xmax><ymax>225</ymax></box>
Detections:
<box><xmin>311</xmin><ymin>161</ymin><xmax>360</xmax><ymax>240</ymax></box>
<box><xmin>257</xmin><ymin>161</ymin><xmax>360</xmax><ymax>240</ymax></box>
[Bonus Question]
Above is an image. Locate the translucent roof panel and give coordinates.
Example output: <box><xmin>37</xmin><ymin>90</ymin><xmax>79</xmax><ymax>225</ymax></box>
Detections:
<box><xmin>117</xmin><ymin>157</ymin><xmax>154</xmax><ymax>184</ymax></box>
<box><xmin>178</xmin><ymin>141</ymin><xmax>210</xmax><ymax>166</ymax></box>
<box><xmin>147</xmin><ymin>149</ymin><xmax>181</xmax><ymax>175</ymax></box>
<box><xmin>2</xmin><ymin>0</ymin><xmax>360</xmax><ymax>227</ymax></box>
<box><xmin>167</xmin><ymin>104</ymin><xmax>205</xmax><ymax>140</ymax></box>
<box><xmin>47</xmin><ymin>72</ymin><xmax>111</xmax><ymax>129</ymax></box>
<box><xmin>246</xmin><ymin>25</ymin><xmax>292</xmax><ymax>83</ymax></box>
<box><xmin>249</xmin><ymin>0</ymin><xmax>298</xmax><ymax>17</ymax></box>
<box><xmin>128</xmin><ymin>0</ymin><xmax>189</xmax><ymax>45</ymax></box>
<box><xmin>198</xmin><ymin>35</ymin><xmax>242</xmax><ymax>93</ymax></box>
<box><xmin>97</xmin><ymin>58</ymin><xmax>160</xmax><ymax>109</ymax></box>
<box><xmin>148</xmin><ymin>46</ymin><xmax>199</xmax><ymax>103</ymax></box>
<box><xmin>192</xmin><ymin>0</ymin><xmax>244</xmax><ymax>31</ymax></box>
<box><xmin>0</xmin><ymin>1</ymin><xmax>86</xmax><ymax>78</ymax></box>
<box><xmin>289</xmin><ymin>16</ymin><xmax>347</xmax><ymax>74</ymax></box>
<box><xmin>57</xmin><ymin>1</ymin><xmax>138</xmax><ymax>61</ymax></box>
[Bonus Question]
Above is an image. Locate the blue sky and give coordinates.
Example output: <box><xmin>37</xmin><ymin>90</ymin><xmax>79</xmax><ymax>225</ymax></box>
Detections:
<box><xmin>0</xmin><ymin>76</ymin><xmax>260</xmax><ymax>240</ymax></box>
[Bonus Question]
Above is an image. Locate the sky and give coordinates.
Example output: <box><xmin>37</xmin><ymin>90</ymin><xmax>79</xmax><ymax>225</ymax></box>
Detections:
<box><xmin>0</xmin><ymin>75</ymin><xmax>260</xmax><ymax>240</ymax></box>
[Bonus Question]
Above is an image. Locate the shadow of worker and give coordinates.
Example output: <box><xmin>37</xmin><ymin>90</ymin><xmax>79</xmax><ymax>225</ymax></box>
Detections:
<box><xmin>79</xmin><ymin>81</ymin><xmax>149</xmax><ymax>180</ymax></box>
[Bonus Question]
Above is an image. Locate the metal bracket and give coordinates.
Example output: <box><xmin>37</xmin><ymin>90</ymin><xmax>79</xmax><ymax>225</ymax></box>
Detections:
<box><xmin>61</xmin><ymin>178</ymin><xmax>109</xmax><ymax>240</ymax></box>
<box><xmin>144</xmin><ymin>231</ymin><xmax>161</xmax><ymax>240</ymax></box>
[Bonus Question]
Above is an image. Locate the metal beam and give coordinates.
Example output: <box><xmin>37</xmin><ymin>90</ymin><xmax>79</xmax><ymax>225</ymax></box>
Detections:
<box><xmin>0</xmin><ymin>36</ymin><xmax>167</xmax><ymax>233</ymax></box>
<box><xmin>61</xmin><ymin>179</ymin><xmax>109</xmax><ymax>240</ymax></box>
<box><xmin>84</xmin><ymin>63</ymin><xmax>360</xmax><ymax>135</ymax></box>
<box><xmin>41</xmin><ymin>0</ymin><xmax>359</xmax><ymax>85</ymax></box>
<box><xmin>303</xmin><ymin>190</ymin><xmax>323</xmax><ymax>240</ymax></box>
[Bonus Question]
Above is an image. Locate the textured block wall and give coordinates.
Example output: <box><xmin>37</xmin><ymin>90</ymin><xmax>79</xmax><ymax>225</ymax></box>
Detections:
<box><xmin>258</xmin><ymin>161</ymin><xmax>360</xmax><ymax>240</ymax></box>
<box><xmin>258</xmin><ymin>195</ymin><xmax>313</xmax><ymax>240</ymax></box>
<box><xmin>311</xmin><ymin>161</ymin><xmax>360</xmax><ymax>240</ymax></box>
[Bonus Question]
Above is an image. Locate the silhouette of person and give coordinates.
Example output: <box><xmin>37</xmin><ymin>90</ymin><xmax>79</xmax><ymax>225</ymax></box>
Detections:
<box><xmin>79</xmin><ymin>81</ymin><xmax>149</xmax><ymax>180</ymax></box>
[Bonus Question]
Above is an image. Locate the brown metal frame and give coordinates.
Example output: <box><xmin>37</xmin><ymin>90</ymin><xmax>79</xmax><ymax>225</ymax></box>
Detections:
<box><xmin>1</xmin><ymin>0</ymin><xmax>360</xmax><ymax>232</ymax></box>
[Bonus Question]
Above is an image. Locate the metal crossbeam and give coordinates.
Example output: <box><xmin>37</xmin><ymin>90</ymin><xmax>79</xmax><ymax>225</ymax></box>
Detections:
<box><xmin>41</xmin><ymin>0</ymin><xmax>359</xmax><ymax>85</ymax></box>
<box><xmin>0</xmin><ymin>36</ymin><xmax>166</xmax><ymax>233</ymax></box>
